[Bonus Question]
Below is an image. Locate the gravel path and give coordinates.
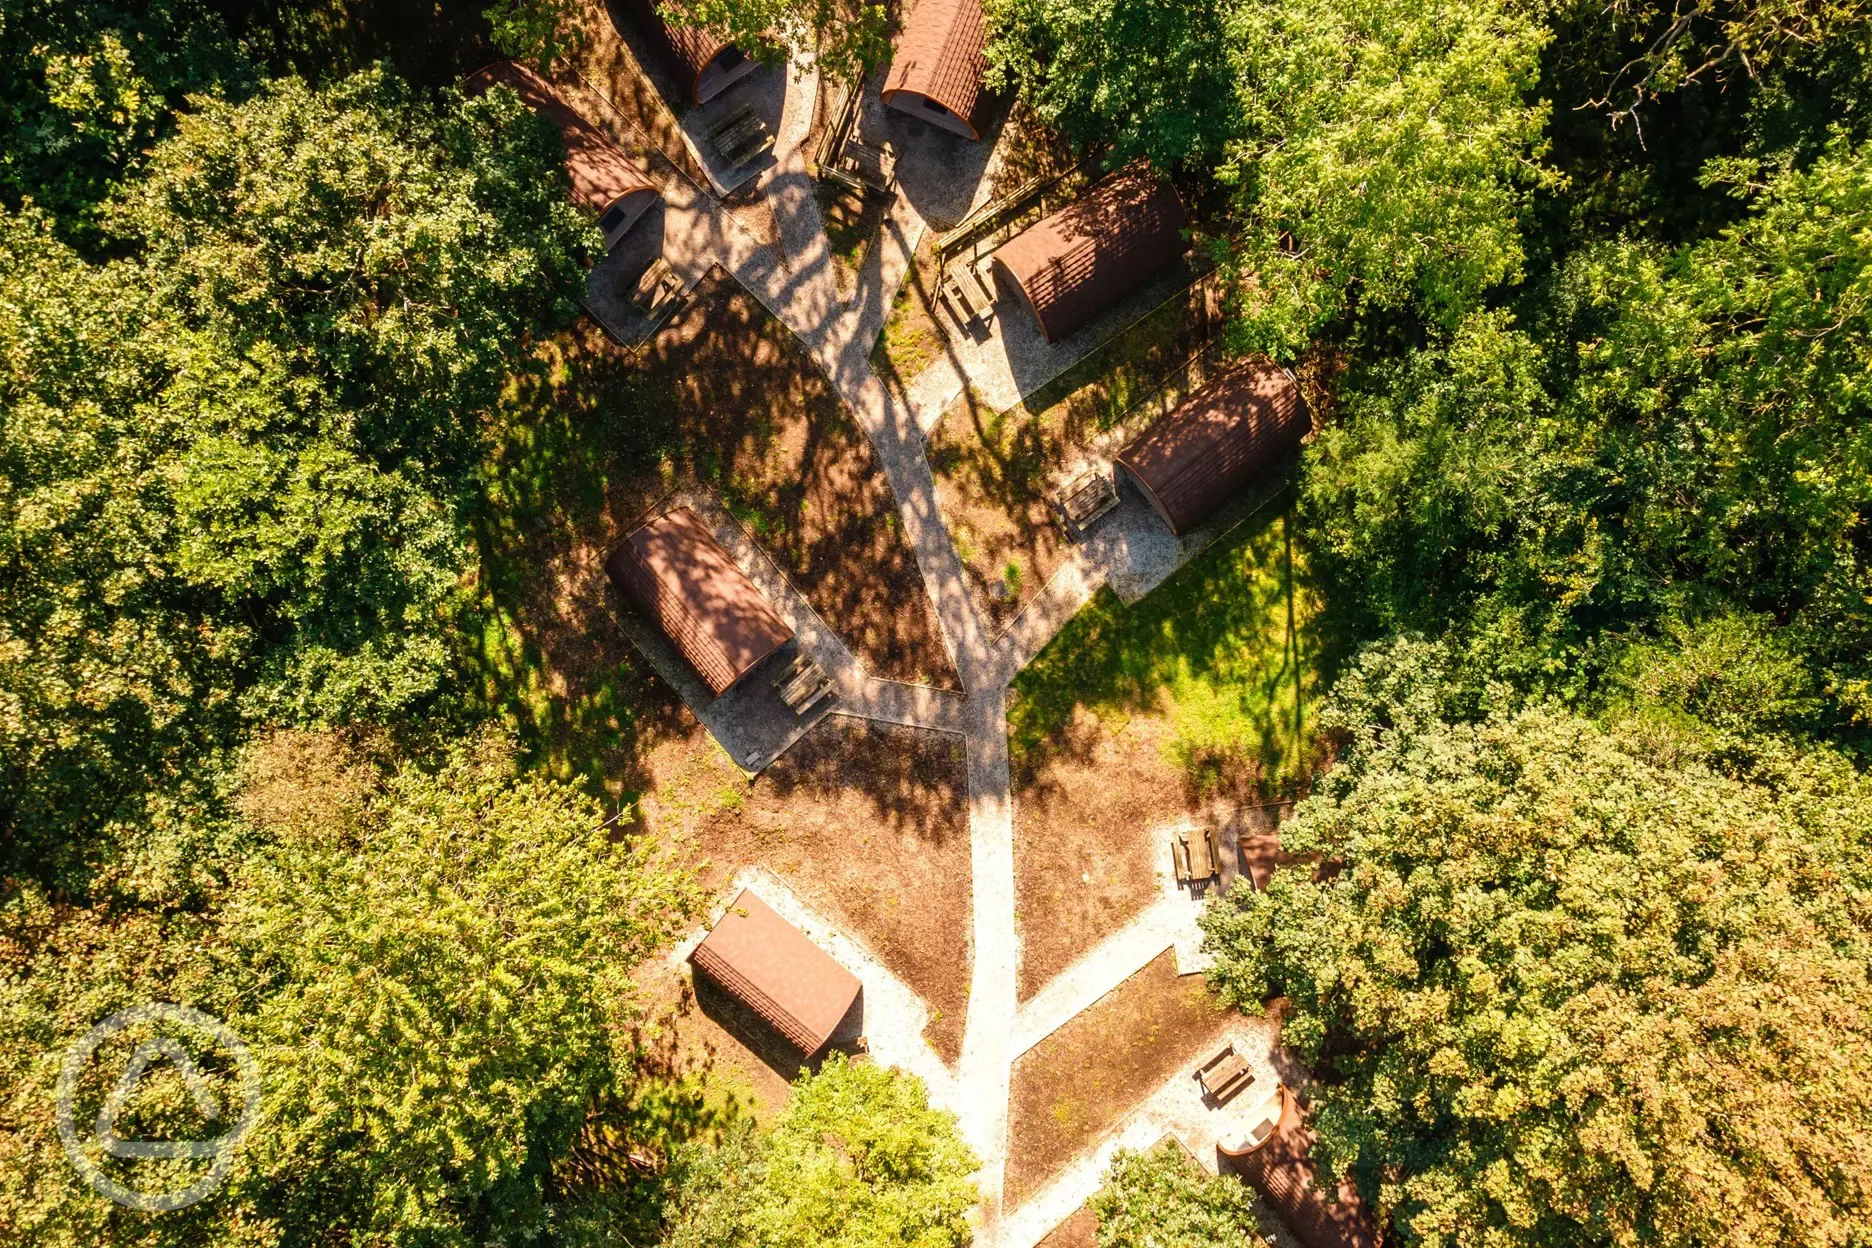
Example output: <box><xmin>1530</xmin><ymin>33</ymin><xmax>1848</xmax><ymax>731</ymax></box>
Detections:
<box><xmin>582</xmin><ymin>63</ymin><xmax>1231</xmax><ymax>1242</ymax></box>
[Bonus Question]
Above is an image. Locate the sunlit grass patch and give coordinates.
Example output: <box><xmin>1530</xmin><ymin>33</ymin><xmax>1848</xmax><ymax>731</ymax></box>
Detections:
<box><xmin>1009</xmin><ymin>504</ymin><xmax>1325</xmax><ymax>796</ymax></box>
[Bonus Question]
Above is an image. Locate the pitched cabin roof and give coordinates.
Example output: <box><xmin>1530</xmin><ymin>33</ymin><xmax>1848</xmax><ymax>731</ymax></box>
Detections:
<box><xmin>690</xmin><ymin>889</ymin><xmax>863</xmax><ymax>1054</ymax></box>
<box><xmin>604</xmin><ymin>507</ymin><xmax>793</xmax><ymax>696</ymax></box>
<box><xmin>619</xmin><ymin>0</ymin><xmax>747</xmax><ymax>103</ymax></box>
<box><xmin>991</xmin><ymin>164</ymin><xmax>1188</xmax><ymax>343</ymax></box>
<box><xmin>1233</xmin><ymin>1088</ymin><xmax>1385</xmax><ymax>1248</ymax></box>
<box><xmin>882</xmin><ymin>0</ymin><xmax>990</xmax><ymax>139</ymax></box>
<box><xmin>1115</xmin><ymin>356</ymin><xmax>1308</xmax><ymax>535</ymax></box>
<box><xmin>462</xmin><ymin>61</ymin><xmax>658</xmax><ymax>223</ymax></box>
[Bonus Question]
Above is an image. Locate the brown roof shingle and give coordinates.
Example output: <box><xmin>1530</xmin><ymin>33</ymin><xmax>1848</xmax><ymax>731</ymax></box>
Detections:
<box><xmin>691</xmin><ymin>889</ymin><xmax>863</xmax><ymax>1055</ymax></box>
<box><xmin>1234</xmin><ymin>1089</ymin><xmax>1385</xmax><ymax>1248</ymax></box>
<box><xmin>605</xmin><ymin>507</ymin><xmax>793</xmax><ymax>696</ymax></box>
<box><xmin>620</xmin><ymin>0</ymin><xmax>743</xmax><ymax>103</ymax></box>
<box><xmin>882</xmin><ymin>0</ymin><xmax>990</xmax><ymax>139</ymax></box>
<box><xmin>1115</xmin><ymin>356</ymin><xmax>1308</xmax><ymax>535</ymax></box>
<box><xmin>463</xmin><ymin>62</ymin><xmax>658</xmax><ymax>222</ymax></box>
<box><xmin>991</xmin><ymin>164</ymin><xmax>1189</xmax><ymax>343</ymax></box>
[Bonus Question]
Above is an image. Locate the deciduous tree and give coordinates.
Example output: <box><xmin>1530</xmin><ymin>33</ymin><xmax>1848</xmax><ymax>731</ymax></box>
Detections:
<box><xmin>1201</xmin><ymin>700</ymin><xmax>1872</xmax><ymax>1248</ymax></box>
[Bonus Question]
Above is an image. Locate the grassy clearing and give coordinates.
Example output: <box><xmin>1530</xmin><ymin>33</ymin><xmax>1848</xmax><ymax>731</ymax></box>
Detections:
<box><xmin>872</xmin><ymin>238</ymin><xmax>945</xmax><ymax>382</ymax></box>
<box><xmin>1009</xmin><ymin>502</ymin><xmax>1326</xmax><ymax>799</ymax></box>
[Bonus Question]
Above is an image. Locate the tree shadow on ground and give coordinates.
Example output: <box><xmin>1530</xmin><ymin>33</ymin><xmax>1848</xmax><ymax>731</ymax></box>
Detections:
<box><xmin>1009</xmin><ymin>498</ymin><xmax>1342</xmax><ymax>805</ymax></box>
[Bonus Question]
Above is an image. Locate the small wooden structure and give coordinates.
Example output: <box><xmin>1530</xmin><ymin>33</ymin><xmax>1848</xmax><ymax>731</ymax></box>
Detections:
<box><xmin>1230</xmin><ymin>1087</ymin><xmax>1385</xmax><ymax>1248</ymax></box>
<box><xmin>1173</xmin><ymin>826</ymin><xmax>1220</xmax><ymax>885</ymax></box>
<box><xmin>629</xmin><ymin>257</ymin><xmax>685</xmax><ymax>323</ymax></box>
<box><xmin>709</xmin><ymin>104</ymin><xmax>775</xmax><ymax>172</ymax></box>
<box><xmin>1053</xmin><ymin>468</ymin><xmax>1120</xmax><ymax>537</ymax></box>
<box><xmin>940</xmin><ymin>254</ymin><xmax>998</xmax><ymax>327</ymax></box>
<box><xmin>621</xmin><ymin>0</ymin><xmax>758</xmax><ymax>104</ymax></box>
<box><xmin>1116</xmin><ymin>356</ymin><xmax>1310</xmax><ymax>536</ymax></box>
<box><xmin>814</xmin><ymin>84</ymin><xmax>898</xmax><ymax>196</ymax></box>
<box><xmin>1196</xmin><ymin>1044</ymin><xmax>1255</xmax><ymax>1105</ymax></box>
<box><xmin>992</xmin><ymin>163</ymin><xmax>1188</xmax><ymax>343</ymax></box>
<box><xmin>882</xmin><ymin>0</ymin><xmax>992</xmax><ymax>139</ymax></box>
<box><xmin>462</xmin><ymin>62</ymin><xmax>661</xmax><ymax>250</ymax></box>
<box><xmin>1219</xmin><ymin>1084</ymin><xmax>1288</xmax><ymax>1159</ymax></box>
<box><xmin>605</xmin><ymin>507</ymin><xmax>794</xmax><ymax>696</ymax></box>
<box><xmin>772</xmin><ymin>651</ymin><xmax>834</xmax><ymax>716</ymax></box>
<box><xmin>691</xmin><ymin>889</ymin><xmax>863</xmax><ymax>1056</ymax></box>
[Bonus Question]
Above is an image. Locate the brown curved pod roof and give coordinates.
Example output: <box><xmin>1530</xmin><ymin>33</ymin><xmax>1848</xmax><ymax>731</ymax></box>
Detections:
<box><xmin>1115</xmin><ymin>356</ymin><xmax>1309</xmax><ymax>535</ymax></box>
<box><xmin>882</xmin><ymin>0</ymin><xmax>989</xmax><ymax>139</ymax></box>
<box><xmin>620</xmin><ymin>0</ymin><xmax>748</xmax><ymax>104</ymax></box>
<box><xmin>463</xmin><ymin>62</ymin><xmax>659</xmax><ymax>238</ymax></box>
<box><xmin>691</xmin><ymin>889</ymin><xmax>862</xmax><ymax>1055</ymax></box>
<box><xmin>604</xmin><ymin>507</ymin><xmax>793</xmax><ymax>696</ymax></box>
<box><xmin>991</xmin><ymin>164</ymin><xmax>1188</xmax><ymax>343</ymax></box>
<box><xmin>1232</xmin><ymin>1089</ymin><xmax>1384</xmax><ymax>1248</ymax></box>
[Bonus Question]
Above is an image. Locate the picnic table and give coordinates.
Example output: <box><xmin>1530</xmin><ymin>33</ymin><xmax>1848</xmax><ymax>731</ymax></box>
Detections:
<box><xmin>772</xmin><ymin>652</ymin><xmax>833</xmax><ymax>716</ymax></box>
<box><xmin>836</xmin><ymin>139</ymin><xmax>897</xmax><ymax>195</ymax></box>
<box><xmin>709</xmin><ymin>106</ymin><xmax>774</xmax><ymax>171</ymax></box>
<box><xmin>1173</xmin><ymin>826</ymin><xmax>1220</xmax><ymax>884</ymax></box>
<box><xmin>1195</xmin><ymin>1044</ymin><xmax>1255</xmax><ymax>1105</ymax></box>
<box><xmin>1055</xmin><ymin>469</ymin><xmax>1119</xmax><ymax>536</ymax></box>
<box><xmin>941</xmin><ymin>255</ymin><xmax>998</xmax><ymax>328</ymax></box>
<box><xmin>629</xmin><ymin>256</ymin><xmax>684</xmax><ymax>323</ymax></box>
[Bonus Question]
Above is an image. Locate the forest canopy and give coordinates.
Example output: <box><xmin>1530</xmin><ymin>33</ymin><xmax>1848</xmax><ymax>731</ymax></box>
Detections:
<box><xmin>3</xmin><ymin>0</ymin><xmax>1871</xmax><ymax>1243</ymax></box>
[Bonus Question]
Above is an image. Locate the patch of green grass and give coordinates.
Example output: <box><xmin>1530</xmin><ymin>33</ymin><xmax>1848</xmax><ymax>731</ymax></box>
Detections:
<box><xmin>1017</xmin><ymin>279</ymin><xmax>1210</xmax><ymax>430</ymax></box>
<box><xmin>1009</xmin><ymin>503</ymin><xmax>1326</xmax><ymax>796</ymax></box>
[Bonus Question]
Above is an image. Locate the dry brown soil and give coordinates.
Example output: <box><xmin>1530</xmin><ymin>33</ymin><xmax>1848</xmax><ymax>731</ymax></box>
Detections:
<box><xmin>1005</xmin><ymin>951</ymin><xmax>1235</xmax><ymax>1206</ymax></box>
<box><xmin>637</xmin><ymin>716</ymin><xmax>973</xmax><ymax>1065</ymax></box>
<box><xmin>1013</xmin><ymin>706</ymin><xmax>1196</xmax><ymax>1000</ymax></box>
<box><xmin>503</xmin><ymin>272</ymin><xmax>957</xmax><ymax>692</ymax></box>
<box><xmin>1038</xmin><ymin>1206</ymin><xmax>1100</xmax><ymax>1248</ymax></box>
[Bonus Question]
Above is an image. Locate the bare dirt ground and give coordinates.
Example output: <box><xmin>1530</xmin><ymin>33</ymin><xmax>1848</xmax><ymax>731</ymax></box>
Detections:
<box><xmin>491</xmin><ymin>272</ymin><xmax>957</xmax><ymax>694</ymax></box>
<box><xmin>632</xmin><ymin>274</ymin><xmax>958</xmax><ymax>687</ymax></box>
<box><xmin>1012</xmin><ymin>706</ymin><xmax>1194</xmax><ymax>1000</ymax></box>
<box><xmin>1006</xmin><ymin>952</ymin><xmax>1235</xmax><ymax>1207</ymax></box>
<box><xmin>1038</xmin><ymin>1206</ymin><xmax>1100</xmax><ymax>1248</ymax></box>
<box><xmin>636</xmin><ymin>717</ymin><xmax>974</xmax><ymax>1065</ymax></box>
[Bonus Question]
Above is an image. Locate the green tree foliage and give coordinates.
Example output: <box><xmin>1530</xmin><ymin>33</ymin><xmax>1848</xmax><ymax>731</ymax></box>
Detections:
<box><xmin>1088</xmin><ymin>1145</ymin><xmax>1265</xmax><ymax>1248</ymax></box>
<box><xmin>659</xmin><ymin>1053</ymin><xmax>978</xmax><ymax>1248</ymax></box>
<box><xmin>1301</xmin><ymin>137</ymin><xmax>1872</xmax><ymax>729</ymax></box>
<box><xmin>0</xmin><ymin>69</ymin><xmax>593</xmax><ymax>892</ymax></box>
<box><xmin>0</xmin><ymin>731</ymin><xmax>700</xmax><ymax>1245</ymax></box>
<box><xmin>663</xmin><ymin>0</ymin><xmax>889</xmax><ymax>83</ymax></box>
<box><xmin>984</xmin><ymin>0</ymin><xmax>1553</xmax><ymax>351</ymax></box>
<box><xmin>982</xmin><ymin>0</ymin><xmax>1238</xmax><ymax>168</ymax></box>
<box><xmin>1201</xmin><ymin>695</ymin><xmax>1872</xmax><ymax>1248</ymax></box>
<box><xmin>0</xmin><ymin>1</ymin><xmax>249</xmax><ymax>231</ymax></box>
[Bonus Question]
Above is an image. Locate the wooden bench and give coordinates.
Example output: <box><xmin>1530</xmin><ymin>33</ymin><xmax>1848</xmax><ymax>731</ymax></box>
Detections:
<box><xmin>629</xmin><ymin>256</ymin><xmax>684</xmax><ymax>322</ymax></box>
<box><xmin>772</xmin><ymin>652</ymin><xmax>833</xmax><ymax>716</ymax></box>
<box><xmin>1056</xmin><ymin>469</ymin><xmax>1119</xmax><ymax>536</ymax></box>
<box><xmin>709</xmin><ymin>107</ymin><xmax>774</xmax><ymax>170</ymax></box>
<box><xmin>838</xmin><ymin>140</ymin><xmax>897</xmax><ymax>194</ymax></box>
<box><xmin>1196</xmin><ymin>1044</ymin><xmax>1255</xmax><ymax>1105</ymax></box>
<box><xmin>1173</xmin><ymin>826</ymin><xmax>1220</xmax><ymax>884</ymax></box>
<box><xmin>941</xmin><ymin>257</ymin><xmax>996</xmax><ymax>327</ymax></box>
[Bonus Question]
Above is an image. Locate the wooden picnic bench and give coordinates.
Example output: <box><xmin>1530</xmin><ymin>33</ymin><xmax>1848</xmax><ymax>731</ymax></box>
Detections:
<box><xmin>1172</xmin><ymin>826</ymin><xmax>1221</xmax><ymax>885</ymax></box>
<box><xmin>1196</xmin><ymin>1044</ymin><xmax>1255</xmax><ymax>1105</ymax></box>
<box><xmin>837</xmin><ymin>139</ymin><xmax>897</xmax><ymax>195</ymax></box>
<box><xmin>709</xmin><ymin>106</ymin><xmax>774</xmax><ymax>169</ymax></box>
<box><xmin>629</xmin><ymin>256</ymin><xmax>684</xmax><ymax>322</ymax></box>
<box><xmin>941</xmin><ymin>256</ymin><xmax>997</xmax><ymax>327</ymax></box>
<box><xmin>1056</xmin><ymin>469</ymin><xmax>1119</xmax><ymax>536</ymax></box>
<box><xmin>772</xmin><ymin>652</ymin><xmax>833</xmax><ymax>716</ymax></box>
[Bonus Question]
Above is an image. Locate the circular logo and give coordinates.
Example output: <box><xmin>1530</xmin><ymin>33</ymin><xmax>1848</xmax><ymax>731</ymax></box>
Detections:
<box><xmin>56</xmin><ymin>1002</ymin><xmax>263</xmax><ymax>1211</ymax></box>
